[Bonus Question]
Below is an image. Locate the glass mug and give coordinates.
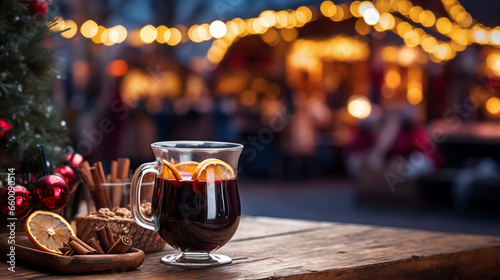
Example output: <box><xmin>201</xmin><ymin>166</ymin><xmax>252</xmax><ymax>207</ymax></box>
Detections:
<box><xmin>130</xmin><ymin>141</ymin><xmax>243</xmax><ymax>267</ymax></box>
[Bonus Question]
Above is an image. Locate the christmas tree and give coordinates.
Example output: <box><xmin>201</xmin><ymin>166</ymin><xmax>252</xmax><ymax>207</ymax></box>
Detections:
<box><xmin>0</xmin><ymin>0</ymin><xmax>68</xmax><ymax>172</ymax></box>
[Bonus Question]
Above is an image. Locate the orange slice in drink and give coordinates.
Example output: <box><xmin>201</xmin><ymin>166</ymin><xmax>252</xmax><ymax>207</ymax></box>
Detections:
<box><xmin>25</xmin><ymin>210</ymin><xmax>76</xmax><ymax>254</ymax></box>
<box><xmin>174</xmin><ymin>161</ymin><xmax>200</xmax><ymax>174</ymax></box>
<box><xmin>160</xmin><ymin>160</ymin><xmax>182</xmax><ymax>180</ymax></box>
<box><xmin>191</xmin><ymin>158</ymin><xmax>235</xmax><ymax>181</ymax></box>
<box><xmin>175</xmin><ymin>161</ymin><xmax>200</xmax><ymax>180</ymax></box>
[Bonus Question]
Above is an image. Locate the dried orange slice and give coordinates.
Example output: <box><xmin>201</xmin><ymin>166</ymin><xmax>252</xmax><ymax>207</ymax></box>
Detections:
<box><xmin>191</xmin><ymin>158</ymin><xmax>235</xmax><ymax>181</ymax></box>
<box><xmin>161</xmin><ymin>159</ymin><xmax>182</xmax><ymax>180</ymax></box>
<box><xmin>174</xmin><ymin>161</ymin><xmax>200</xmax><ymax>173</ymax></box>
<box><xmin>25</xmin><ymin>210</ymin><xmax>75</xmax><ymax>255</ymax></box>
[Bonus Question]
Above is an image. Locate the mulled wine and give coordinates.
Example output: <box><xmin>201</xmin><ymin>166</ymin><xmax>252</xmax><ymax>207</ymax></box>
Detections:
<box><xmin>152</xmin><ymin>177</ymin><xmax>240</xmax><ymax>253</ymax></box>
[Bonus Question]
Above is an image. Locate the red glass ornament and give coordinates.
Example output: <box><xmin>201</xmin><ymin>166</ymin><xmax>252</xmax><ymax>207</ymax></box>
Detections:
<box><xmin>29</xmin><ymin>0</ymin><xmax>48</xmax><ymax>18</ymax></box>
<box><xmin>0</xmin><ymin>119</ymin><xmax>12</xmax><ymax>137</ymax></box>
<box><xmin>34</xmin><ymin>175</ymin><xmax>70</xmax><ymax>211</ymax></box>
<box><xmin>55</xmin><ymin>165</ymin><xmax>77</xmax><ymax>192</ymax></box>
<box><xmin>65</xmin><ymin>153</ymin><xmax>83</xmax><ymax>168</ymax></box>
<box><xmin>0</xmin><ymin>185</ymin><xmax>32</xmax><ymax>219</ymax></box>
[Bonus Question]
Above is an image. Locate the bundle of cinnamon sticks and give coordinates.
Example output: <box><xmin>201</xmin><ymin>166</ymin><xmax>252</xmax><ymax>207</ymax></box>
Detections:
<box><xmin>60</xmin><ymin>224</ymin><xmax>132</xmax><ymax>256</ymax></box>
<box><xmin>77</xmin><ymin>158</ymin><xmax>130</xmax><ymax>210</ymax></box>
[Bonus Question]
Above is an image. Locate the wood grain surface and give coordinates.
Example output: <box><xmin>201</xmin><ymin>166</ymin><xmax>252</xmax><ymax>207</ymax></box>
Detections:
<box><xmin>1</xmin><ymin>216</ymin><xmax>499</xmax><ymax>279</ymax></box>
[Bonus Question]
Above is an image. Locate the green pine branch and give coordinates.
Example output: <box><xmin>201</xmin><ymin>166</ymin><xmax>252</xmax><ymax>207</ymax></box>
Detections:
<box><xmin>0</xmin><ymin>0</ymin><xmax>69</xmax><ymax>174</ymax></box>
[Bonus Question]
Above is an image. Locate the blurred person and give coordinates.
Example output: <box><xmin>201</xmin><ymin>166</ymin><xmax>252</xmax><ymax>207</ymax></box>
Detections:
<box><xmin>346</xmin><ymin>104</ymin><xmax>442</xmax><ymax>194</ymax></box>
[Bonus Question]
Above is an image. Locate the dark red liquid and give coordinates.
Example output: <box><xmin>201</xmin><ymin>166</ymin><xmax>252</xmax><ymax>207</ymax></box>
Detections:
<box><xmin>152</xmin><ymin>177</ymin><xmax>241</xmax><ymax>253</ymax></box>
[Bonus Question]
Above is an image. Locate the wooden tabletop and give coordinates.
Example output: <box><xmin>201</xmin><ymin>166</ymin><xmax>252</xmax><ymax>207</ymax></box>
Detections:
<box><xmin>2</xmin><ymin>216</ymin><xmax>500</xmax><ymax>279</ymax></box>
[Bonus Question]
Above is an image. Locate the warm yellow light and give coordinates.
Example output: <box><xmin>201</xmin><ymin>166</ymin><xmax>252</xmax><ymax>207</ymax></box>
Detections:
<box><xmin>358</xmin><ymin>1</ymin><xmax>375</xmax><ymax>16</ymax></box>
<box><xmin>331</xmin><ymin>6</ymin><xmax>345</xmax><ymax>22</ymax></box>
<box><xmin>420</xmin><ymin>11</ymin><xmax>436</xmax><ymax>27</ymax></box>
<box><xmin>363</xmin><ymin>7</ymin><xmax>380</xmax><ymax>25</ymax></box>
<box><xmin>449</xmin><ymin>5</ymin><xmax>463</xmax><ymax>16</ymax></box>
<box><xmin>491</xmin><ymin>29</ymin><xmax>500</xmax><ymax>45</ymax></box>
<box><xmin>451</xmin><ymin>28</ymin><xmax>469</xmax><ymax>46</ymax></box>
<box><xmin>166</xmin><ymin>28</ymin><xmax>181</xmax><ymax>46</ymax></box>
<box><xmin>252</xmin><ymin>19</ymin><xmax>267</xmax><ymax>34</ymax></box>
<box><xmin>61</xmin><ymin>20</ymin><xmax>77</xmax><ymax>39</ymax></box>
<box><xmin>296</xmin><ymin>6</ymin><xmax>312</xmax><ymax>23</ymax></box>
<box><xmin>398</xmin><ymin>46</ymin><xmax>418</xmax><ymax>66</ymax></box>
<box><xmin>407</xmin><ymin>88</ymin><xmax>423</xmax><ymax>105</ymax></box>
<box><xmin>355</xmin><ymin>19</ymin><xmax>371</xmax><ymax>35</ymax></box>
<box><xmin>260</xmin><ymin>10</ymin><xmax>277</xmax><ymax>27</ymax></box>
<box><xmin>226</xmin><ymin>21</ymin><xmax>239</xmax><ymax>38</ymax></box>
<box><xmin>320</xmin><ymin>1</ymin><xmax>336</xmax><ymax>17</ymax></box>
<box><xmin>486</xmin><ymin>97</ymin><xmax>500</xmax><ymax>114</ymax></box>
<box><xmin>198</xmin><ymin>24</ymin><xmax>211</xmax><ymax>41</ymax></box>
<box><xmin>433</xmin><ymin>43</ymin><xmax>450</xmax><ymax>60</ymax></box>
<box><xmin>350</xmin><ymin>1</ymin><xmax>362</xmax><ymax>17</ymax></box>
<box><xmin>385</xmin><ymin>68</ymin><xmax>401</xmax><ymax>89</ymax></box>
<box><xmin>156</xmin><ymin>25</ymin><xmax>168</xmax><ymax>43</ymax></box>
<box><xmin>80</xmin><ymin>20</ymin><xmax>98</xmax><ymax>38</ymax></box>
<box><xmin>409</xmin><ymin>6</ymin><xmax>423</xmax><ymax>23</ymax></box>
<box><xmin>140</xmin><ymin>25</ymin><xmax>157</xmax><ymax>44</ymax></box>
<box><xmin>111</xmin><ymin>25</ymin><xmax>127</xmax><ymax>43</ymax></box>
<box><xmin>108</xmin><ymin>28</ymin><xmax>119</xmax><ymax>43</ymax></box>
<box><xmin>421</xmin><ymin>36</ymin><xmax>437</xmax><ymax>52</ymax></box>
<box><xmin>397</xmin><ymin>22</ymin><xmax>412</xmax><ymax>37</ymax></box>
<box><xmin>240</xmin><ymin>90</ymin><xmax>258</xmax><ymax>106</ymax></box>
<box><xmin>459</xmin><ymin>13</ymin><xmax>473</xmax><ymax>28</ymax></box>
<box><xmin>381</xmin><ymin>46</ymin><xmax>397</xmax><ymax>62</ymax></box>
<box><xmin>436</xmin><ymin>17</ymin><xmax>452</xmax><ymax>34</ymax></box>
<box><xmin>404</xmin><ymin>30</ymin><xmax>419</xmax><ymax>47</ymax></box>
<box><xmin>261</xmin><ymin>28</ymin><xmax>280</xmax><ymax>46</ymax></box>
<box><xmin>232</xmin><ymin>18</ymin><xmax>247</xmax><ymax>35</ymax></box>
<box><xmin>210</xmin><ymin>20</ymin><xmax>227</xmax><ymax>38</ymax></box>
<box><xmin>442</xmin><ymin>0</ymin><xmax>456</xmax><ymax>5</ymax></box>
<box><xmin>486</xmin><ymin>53</ymin><xmax>500</xmax><ymax>76</ymax></box>
<box><xmin>101</xmin><ymin>29</ymin><xmax>115</xmax><ymax>46</ymax></box>
<box><xmin>91</xmin><ymin>25</ymin><xmax>106</xmax><ymax>44</ymax></box>
<box><xmin>379</xmin><ymin>13</ymin><xmax>395</xmax><ymax>30</ymax></box>
<box><xmin>276</xmin><ymin>11</ymin><xmax>290</xmax><ymax>28</ymax></box>
<box><xmin>281</xmin><ymin>28</ymin><xmax>298</xmax><ymax>41</ymax></box>
<box><xmin>397</xmin><ymin>0</ymin><xmax>412</xmax><ymax>15</ymax></box>
<box><xmin>347</xmin><ymin>96</ymin><xmax>371</xmax><ymax>119</ymax></box>
<box><xmin>473</xmin><ymin>27</ymin><xmax>489</xmax><ymax>44</ymax></box>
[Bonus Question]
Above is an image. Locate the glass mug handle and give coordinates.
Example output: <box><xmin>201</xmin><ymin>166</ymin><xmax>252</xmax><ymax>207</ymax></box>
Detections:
<box><xmin>130</xmin><ymin>161</ymin><xmax>158</xmax><ymax>231</ymax></box>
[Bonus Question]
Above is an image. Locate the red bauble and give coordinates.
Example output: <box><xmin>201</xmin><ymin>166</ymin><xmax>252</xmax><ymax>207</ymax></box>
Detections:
<box><xmin>34</xmin><ymin>175</ymin><xmax>70</xmax><ymax>211</ymax></box>
<box><xmin>55</xmin><ymin>165</ymin><xmax>77</xmax><ymax>192</ymax></box>
<box><xmin>65</xmin><ymin>153</ymin><xmax>83</xmax><ymax>168</ymax></box>
<box><xmin>29</xmin><ymin>0</ymin><xmax>49</xmax><ymax>18</ymax></box>
<box><xmin>0</xmin><ymin>185</ymin><xmax>32</xmax><ymax>219</ymax></box>
<box><xmin>0</xmin><ymin>119</ymin><xmax>12</xmax><ymax>137</ymax></box>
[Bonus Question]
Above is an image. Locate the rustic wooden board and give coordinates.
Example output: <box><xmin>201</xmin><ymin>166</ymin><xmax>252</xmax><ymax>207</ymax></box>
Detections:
<box><xmin>0</xmin><ymin>236</ymin><xmax>145</xmax><ymax>274</ymax></box>
<box><xmin>1</xmin><ymin>216</ymin><xmax>499</xmax><ymax>279</ymax></box>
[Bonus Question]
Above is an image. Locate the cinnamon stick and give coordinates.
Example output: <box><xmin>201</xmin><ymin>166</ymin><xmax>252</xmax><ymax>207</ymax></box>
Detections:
<box><xmin>105</xmin><ymin>224</ymin><xmax>115</xmax><ymax>246</ymax></box>
<box><xmin>80</xmin><ymin>161</ymin><xmax>94</xmax><ymax>188</ymax></box>
<box><xmin>107</xmin><ymin>236</ymin><xmax>132</xmax><ymax>254</ymax></box>
<box><xmin>96</xmin><ymin>162</ymin><xmax>107</xmax><ymax>183</ymax></box>
<box><xmin>59</xmin><ymin>246</ymin><xmax>72</xmax><ymax>254</ymax></box>
<box><xmin>87</xmin><ymin>237</ymin><xmax>105</xmax><ymax>254</ymax></box>
<box><xmin>69</xmin><ymin>240</ymin><xmax>91</xmax><ymax>255</ymax></box>
<box><xmin>95</xmin><ymin>225</ymin><xmax>112</xmax><ymax>252</ymax></box>
<box><xmin>111</xmin><ymin>161</ymin><xmax>118</xmax><ymax>181</ymax></box>
<box><xmin>69</xmin><ymin>236</ymin><xmax>97</xmax><ymax>254</ymax></box>
<box><xmin>91</xmin><ymin>167</ymin><xmax>111</xmax><ymax>209</ymax></box>
<box><xmin>120</xmin><ymin>158</ymin><xmax>130</xmax><ymax>182</ymax></box>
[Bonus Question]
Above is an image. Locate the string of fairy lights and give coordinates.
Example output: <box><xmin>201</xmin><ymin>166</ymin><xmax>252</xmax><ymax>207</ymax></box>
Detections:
<box><xmin>54</xmin><ymin>0</ymin><xmax>500</xmax><ymax>66</ymax></box>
